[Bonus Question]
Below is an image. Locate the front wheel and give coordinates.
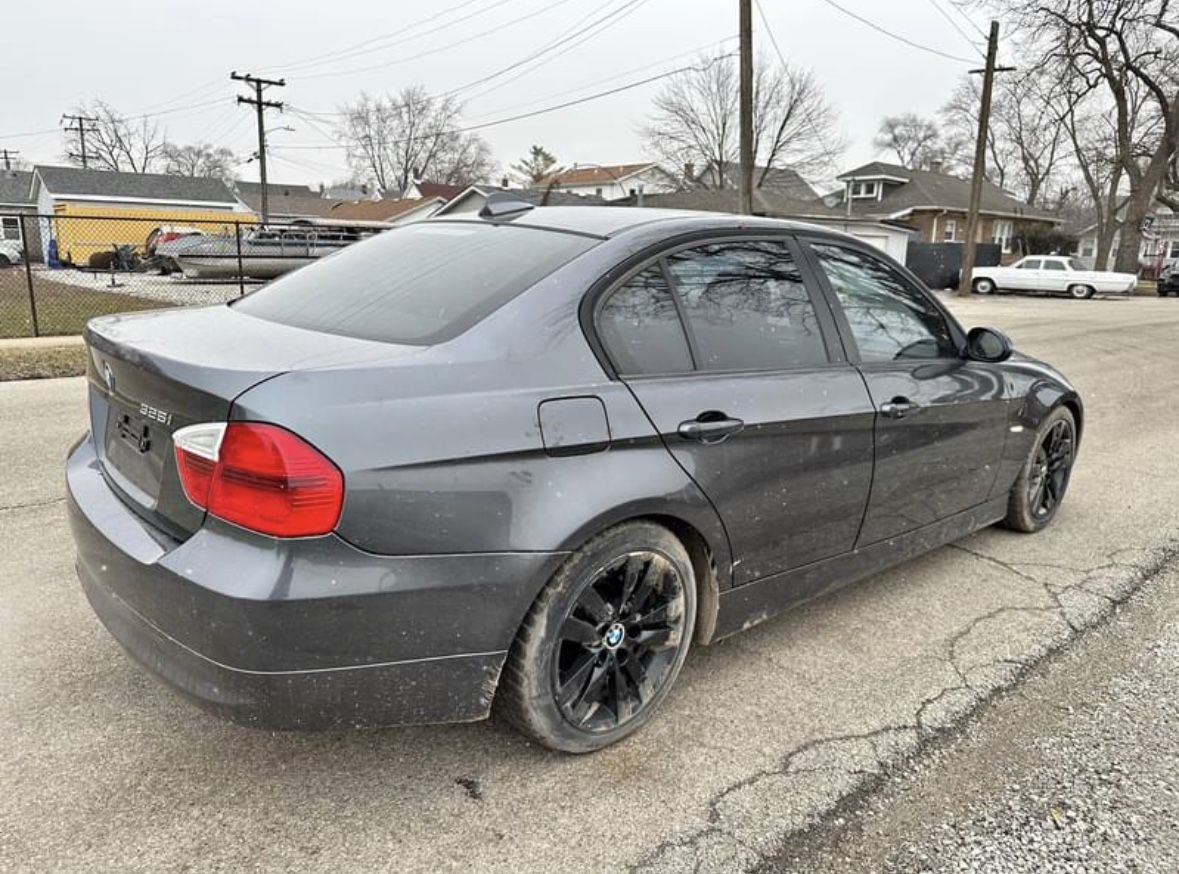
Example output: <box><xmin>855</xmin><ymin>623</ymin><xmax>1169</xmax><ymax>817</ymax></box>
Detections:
<box><xmin>496</xmin><ymin>521</ymin><xmax>696</xmax><ymax>753</ymax></box>
<box><xmin>972</xmin><ymin>277</ymin><xmax>996</xmax><ymax>295</ymax></box>
<box><xmin>1003</xmin><ymin>406</ymin><xmax>1077</xmax><ymax>532</ymax></box>
<box><xmin>1068</xmin><ymin>284</ymin><xmax>1095</xmax><ymax>300</ymax></box>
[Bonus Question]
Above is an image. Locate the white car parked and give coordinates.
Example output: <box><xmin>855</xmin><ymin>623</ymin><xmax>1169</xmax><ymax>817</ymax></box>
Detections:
<box><xmin>970</xmin><ymin>255</ymin><xmax>1137</xmax><ymax>300</ymax></box>
<box><xmin>0</xmin><ymin>239</ymin><xmax>22</xmax><ymax>268</ymax></box>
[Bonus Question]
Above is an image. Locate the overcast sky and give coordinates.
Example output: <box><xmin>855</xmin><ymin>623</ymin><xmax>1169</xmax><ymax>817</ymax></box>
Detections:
<box><xmin>0</xmin><ymin>0</ymin><xmax>997</xmax><ymax>191</ymax></box>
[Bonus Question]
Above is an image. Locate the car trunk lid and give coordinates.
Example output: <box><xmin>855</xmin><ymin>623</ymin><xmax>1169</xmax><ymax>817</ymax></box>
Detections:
<box><xmin>84</xmin><ymin>304</ymin><xmax>418</xmax><ymax>538</ymax></box>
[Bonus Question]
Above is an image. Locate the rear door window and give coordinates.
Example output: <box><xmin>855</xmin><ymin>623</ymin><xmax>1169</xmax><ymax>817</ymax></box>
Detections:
<box><xmin>598</xmin><ymin>266</ymin><xmax>694</xmax><ymax>375</ymax></box>
<box><xmin>235</xmin><ymin>222</ymin><xmax>596</xmax><ymax>344</ymax></box>
<box><xmin>665</xmin><ymin>240</ymin><xmax>829</xmax><ymax>371</ymax></box>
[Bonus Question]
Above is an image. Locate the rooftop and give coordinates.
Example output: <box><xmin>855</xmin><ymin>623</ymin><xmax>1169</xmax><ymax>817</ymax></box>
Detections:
<box><xmin>0</xmin><ymin>171</ymin><xmax>33</xmax><ymax>206</ymax></box>
<box><xmin>33</xmin><ymin>165</ymin><xmax>239</xmax><ymax>204</ymax></box>
<box><xmin>835</xmin><ymin>160</ymin><xmax>1060</xmax><ymax>222</ymax></box>
<box><xmin>540</xmin><ymin>163</ymin><xmax>657</xmax><ymax>187</ymax></box>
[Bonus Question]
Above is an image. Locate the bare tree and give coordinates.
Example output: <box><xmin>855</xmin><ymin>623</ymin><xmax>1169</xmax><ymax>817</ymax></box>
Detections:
<box><xmin>942</xmin><ymin>71</ymin><xmax>1067</xmax><ymax>206</ymax></box>
<box><xmin>511</xmin><ymin>145</ymin><xmax>560</xmax><ymax>186</ymax></box>
<box><xmin>642</xmin><ymin>52</ymin><xmax>843</xmax><ymax>188</ymax></box>
<box><xmin>161</xmin><ymin>143</ymin><xmax>238</xmax><ymax>184</ymax></box>
<box><xmin>335</xmin><ymin>87</ymin><xmax>496</xmax><ymax>195</ymax></box>
<box><xmin>64</xmin><ymin>101</ymin><xmax>166</xmax><ymax>173</ymax></box>
<box><xmin>993</xmin><ymin>0</ymin><xmax>1179</xmax><ymax>272</ymax></box>
<box><xmin>874</xmin><ymin>113</ymin><xmax>948</xmax><ymax>169</ymax></box>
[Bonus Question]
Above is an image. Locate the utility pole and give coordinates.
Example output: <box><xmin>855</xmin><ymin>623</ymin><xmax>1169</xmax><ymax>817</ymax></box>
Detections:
<box><xmin>0</xmin><ymin>149</ymin><xmax>20</xmax><ymax>171</ymax></box>
<box><xmin>61</xmin><ymin>114</ymin><xmax>99</xmax><ymax>169</ymax></box>
<box><xmin>738</xmin><ymin>0</ymin><xmax>754</xmax><ymax>215</ymax></box>
<box><xmin>957</xmin><ymin>21</ymin><xmax>1016</xmax><ymax>296</ymax></box>
<box><xmin>231</xmin><ymin>71</ymin><xmax>285</xmax><ymax>225</ymax></box>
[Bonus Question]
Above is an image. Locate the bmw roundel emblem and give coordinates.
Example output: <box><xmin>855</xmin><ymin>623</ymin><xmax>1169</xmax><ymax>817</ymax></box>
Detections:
<box><xmin>102</xmin><ymin>360</ymin><xmax>115</xmax><ymax>394</ymax></box>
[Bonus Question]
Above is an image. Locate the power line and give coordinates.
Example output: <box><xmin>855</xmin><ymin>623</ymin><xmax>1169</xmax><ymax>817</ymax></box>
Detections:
<box><xmin>260</xmin><ymin>0</ymin><xmax>503</xmax><ymax>76</ymax></box>
<box><xmin>438</xmin><ymin>0</ymin><xmax>647</xmax><ymax>99</ymax></box>
<box><xmin>281</xmin><ymin>56</ymin><xmax>734</xmax><ymax>151</ymax></box>
<box><xmin>945</xmin><ymin>0</ymin><xmax>990</xmax><ymax>39</ymax></box>
<box><xmin>754</xmin><ymin>0</ymin><xmax>842</xmax><ymax>177</ymax></box>
<box><xmin>465</xmin><ymin>35</ymin><xmax>737</xmax><ymax>120</ymax></box>
<box><xmin>925</xmin><ymin>0</ymin><xmax>986</xmax><ymax>57</ymax></box>
<box><xmin>298</xmin><ymin>0</ymin><xmax>582</xmax><ymax>80</ymax></box>
<box><xmin>813</xmin><ymin>0</ymin><xmax>976</xmax><ymax>64</ymax></box>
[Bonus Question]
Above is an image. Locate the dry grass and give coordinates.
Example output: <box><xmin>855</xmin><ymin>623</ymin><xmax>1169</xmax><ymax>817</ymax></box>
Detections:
<box><xmin>0</xmin><ymin>272</ymin><xmax>166</xmax><ymax>339</ymax></box>
<box><xmin>0</xmin><ymin>345</ymin><xmax>88</xmax><ymax>381</ymax></box>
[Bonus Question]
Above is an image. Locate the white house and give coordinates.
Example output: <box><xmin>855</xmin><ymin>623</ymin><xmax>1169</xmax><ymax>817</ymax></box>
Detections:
<box><xmin>1076</xmin><ymin>205</ymin><xmax>1179</xmax><ymax>275</ymax></box>
<box><xmin>539</xmin><ymin>162</ymin><xmax>678</xmax><ymax>202</ymax></box>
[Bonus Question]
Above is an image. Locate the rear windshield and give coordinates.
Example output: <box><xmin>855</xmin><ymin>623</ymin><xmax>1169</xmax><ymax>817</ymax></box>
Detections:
<box><xmin>233</xmin><ymin>221</ymin><xmax>596</xmax><ymax>344</ymax></box>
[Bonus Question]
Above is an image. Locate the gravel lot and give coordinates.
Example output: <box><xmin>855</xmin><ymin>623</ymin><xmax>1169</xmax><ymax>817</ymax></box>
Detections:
<box><xmin>1</xmin><ymin>294</ymin><xmax>1177</xmax><ymax>873</ymax></box>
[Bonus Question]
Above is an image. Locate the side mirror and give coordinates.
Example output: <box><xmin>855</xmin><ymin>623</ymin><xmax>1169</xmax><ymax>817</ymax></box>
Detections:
<box><xmin>965</xmin><ymin>327</ymin><xmax>1013</xmax><ymax>363</ymax></box>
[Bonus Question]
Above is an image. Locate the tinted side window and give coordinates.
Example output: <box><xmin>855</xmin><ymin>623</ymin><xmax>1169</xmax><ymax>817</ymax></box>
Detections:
<box><xmin>1042</xmin><ymin>260</ymin><xmax>1065</xmax><ymax>271</ymax></box>
<box><xmin>1020</xmin><ymin>259</ymin><xmax>1042</xmax><ymax>270</ymax></box>
<box><xmin>665</xmin><ymin>240</ymin><xmax>827</xmax><ymax>371</ymax></box>
<box><xmin>598</xmin><ymin>266</ymin><xmax>693</xmax><ymax>375</ymax></box>
<box><xmin>810</xmin><ymin>243</ymin><xmax>958</xmax><ymax>362</ymax></box>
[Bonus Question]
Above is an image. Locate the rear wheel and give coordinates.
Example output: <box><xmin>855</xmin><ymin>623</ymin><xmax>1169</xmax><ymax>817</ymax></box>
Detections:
<box><xmin>496</xmin><ymin>521</ymin><xmax>696</xmax><ymax>753</ymax></box>
<box><xmin>972</xmin><ymin>277</ymin><xmax>996</xmax><ymax>295</ymax></box>
<box><xmin>1003</xmin><ymin>406</ymin><xmax>1076</xmax><ymax>532</ymax></box>
<box><xmin>0</xmin><ymin>254</ymin><xmax>11</xmax><ymax>268</ymax></box>
<box><xmin>1068</xmin><ymin>283</ymin><xmax>1095</xmax><ymax>300</ymax></box>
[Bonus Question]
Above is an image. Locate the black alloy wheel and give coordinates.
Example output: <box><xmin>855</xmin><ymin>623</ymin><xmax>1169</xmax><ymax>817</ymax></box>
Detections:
<box><xmin>1027</xmin><ymin>419</ymin><xmax>1074</xmax><ymax>519</ymax></box>
<box><xmin>496</xmin><ymin>521</ymin><xmax>696</xmax><ymax>753</ymax></box>
<box><xmin>1004</xmin><ymin>406</ymin><xmax>1077</xmax><ymax>532</ymax></box>
<box><xmin>551</xmin><ymin>551</ymin><xmax>686</xmax><ymax>732</ymax></box>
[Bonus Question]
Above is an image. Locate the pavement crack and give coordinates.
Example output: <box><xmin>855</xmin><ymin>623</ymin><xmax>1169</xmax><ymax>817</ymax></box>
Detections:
<box><xmin>0</xmin><ymin>496</ymin><xmax>65</xmax><ymax>513</ymax></box>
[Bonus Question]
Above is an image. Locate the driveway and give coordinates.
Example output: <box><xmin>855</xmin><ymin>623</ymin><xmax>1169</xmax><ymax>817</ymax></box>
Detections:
<box><xmin>2</xmin><ymin>295</ymin><xmax>1178</xmax><ymax>874</ymax></box>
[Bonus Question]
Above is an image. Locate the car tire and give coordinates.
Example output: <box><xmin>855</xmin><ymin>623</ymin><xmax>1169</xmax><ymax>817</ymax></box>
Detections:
<box><xmin>496</xmin><ymin>521</ymin><xmax>697</xmax><ymax>753</ymax></box>
<box><xmin>972</xmin><ymin>278</ymin><xmax>996</xmax><ymax>295</ymax></box>
<box><xmin>1003</xmin><ymin>406</ymin><xmax>1077</xmax><ymax>533</ymax></box>
<box><xmin>1068</xmin><ymin>284</ymin><xmax>1095</xmax><ymax>300</ymax></box>
<box><xmin>0</xmin><ymin>254</ymin><xmax>11</xmax><ymax>268</ymax></box>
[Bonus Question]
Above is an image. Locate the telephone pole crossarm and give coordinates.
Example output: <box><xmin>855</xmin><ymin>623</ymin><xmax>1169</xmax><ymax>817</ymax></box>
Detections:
<box><xmin>231</xmin><ymin>72</ymin><xmax>286</xmax><ymax>225</ymax></box>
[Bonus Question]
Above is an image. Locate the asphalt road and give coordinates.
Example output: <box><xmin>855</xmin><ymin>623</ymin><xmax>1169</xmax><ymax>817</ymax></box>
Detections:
<box><xmin>2</xmin><ymin>294</ymin><xmax>1178</xmax><ymax>874</ymax></box>
<box><xmin>766</xmin><ymin>559</ymin><xmax>1179</xmax><ymax>874</ymax></box>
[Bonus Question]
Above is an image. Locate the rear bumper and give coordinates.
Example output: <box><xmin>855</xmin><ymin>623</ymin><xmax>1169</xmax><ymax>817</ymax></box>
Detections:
<box><xmin>66</xmin><ymin>435</ymin><xmax>565</xmax><ymax>729</ymax></box>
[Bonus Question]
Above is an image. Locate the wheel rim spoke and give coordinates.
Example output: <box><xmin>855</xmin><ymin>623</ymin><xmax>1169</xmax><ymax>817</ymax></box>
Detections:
<box><xmin>559</xmin><ymin>616</ymin><xmax>601</xmax><ymax>647</ymax></box>
<box><xmin>552</xmin><ymin>549</ymin><xmax>686</xmax><ymax>733</ymax></box>
<box><xmin>577</xmin><ymin>584</ymin><xmax>612</xmax><ymax>624</ymax></box>
<box><xmin>1029</xmin><ymin>420</ymin><xmax>1073</xmax><ymax>517</ymax></box>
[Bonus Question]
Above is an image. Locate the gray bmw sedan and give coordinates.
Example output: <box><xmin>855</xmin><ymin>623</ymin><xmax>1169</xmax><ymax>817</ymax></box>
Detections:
<box><xmin>67</xmin><ymin>201</ymin><xmax>1081</xmax><ymax>752</ymax></box>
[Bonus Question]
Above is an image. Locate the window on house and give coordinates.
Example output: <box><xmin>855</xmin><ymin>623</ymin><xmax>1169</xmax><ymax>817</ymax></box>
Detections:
<box><xmin>942</xmin><ymin>220</ymin><xmax>957</xmax><ymax>242</ymax></box>
<box><xmin>1080</xmin><ymin>241</ymin><xmax>1095</xmax><ymax>257</ymax></box>
<box><xmin>991</xmin><ymin>219</ymin><xmax>1013</xmax><ymax>253</ymax></box>
<box><xmin>0</xmin><ymin>217</ymin><xmax>19</xmax><ymax>241</ymax></box>
<box><xmin>851</xmin><ymin>181</ymin><xmax>878</xmax><ymax>198</ymax></box>
<box><xmin>1170</xmin><ymin>240</ymin><xmax>1179</xmax><ymax>258</ymax></box>
<box><xmin>595</xmin><ymin>187</ymin><xmax>602</xmax><ymax>197</ymax></box>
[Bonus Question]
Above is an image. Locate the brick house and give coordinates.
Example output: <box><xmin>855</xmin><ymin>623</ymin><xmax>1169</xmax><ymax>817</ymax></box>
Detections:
<box><xmin>831</xmin><ymin>161</ymin><xmax>1060</xmax><ymax>262</ymax></box>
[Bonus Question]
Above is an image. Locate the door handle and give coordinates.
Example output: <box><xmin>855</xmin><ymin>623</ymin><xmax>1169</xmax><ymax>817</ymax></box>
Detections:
<box><xmin>678</xmin><ymin>413</ymin><xmax>745</xmax><ymax>444</ymax></box>
<box><xmin>879</xmin><ymin>397</ymin><xmax>919</xmax><ymax>419</ymax></box>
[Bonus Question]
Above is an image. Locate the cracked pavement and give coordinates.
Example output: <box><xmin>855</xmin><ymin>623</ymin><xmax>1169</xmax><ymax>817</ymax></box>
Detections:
<box><xmin>2</xmin><ymin>295</ymin><xmax>1178</xmax><ymax>873</ymax></box>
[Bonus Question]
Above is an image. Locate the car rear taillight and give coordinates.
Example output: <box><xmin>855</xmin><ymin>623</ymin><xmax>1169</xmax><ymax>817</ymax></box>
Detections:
<box><xmin>173</xmin><ymin>422</ymin><xmax>343</xmax><ymax>537</ymax></box>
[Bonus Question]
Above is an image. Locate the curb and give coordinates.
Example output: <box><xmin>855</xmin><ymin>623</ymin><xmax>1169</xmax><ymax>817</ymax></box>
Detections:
<box><xmin>0</xmin><ymin>335</ymin><xmax>85</xmax><ymax>350</ymax></box>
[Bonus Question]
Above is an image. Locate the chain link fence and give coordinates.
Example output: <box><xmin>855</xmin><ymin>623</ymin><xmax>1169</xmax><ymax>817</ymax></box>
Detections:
<box><xmin>0</xmin><ymin>213</ymin><xmax>376</xmax><ymax>339</ymax></box>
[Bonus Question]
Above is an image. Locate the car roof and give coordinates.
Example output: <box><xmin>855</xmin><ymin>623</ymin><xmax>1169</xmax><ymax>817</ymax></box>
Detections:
<box><xmin>427</xmin><ymin>205</ymin><xmax>851</xmax><ymax>241</ymax></box>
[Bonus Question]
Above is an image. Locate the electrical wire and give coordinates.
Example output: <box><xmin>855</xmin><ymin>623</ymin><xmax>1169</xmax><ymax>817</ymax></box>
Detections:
<box><xmin>754</xmin><ymin>0</ymin><xmax>842</xmax><ymax>177</ymax></box>
<box><xmin>924</xmin><ymin>0</ymin><xmax>986</xmax><ymax>57</ymax></box>
<box><xmin>297</xmin><ymin>0</ymin><xmax>582</xmax><ymax>81</ymax></box>
<box><xmin>280</xmin><ymin>55</ymin><xmax>734</xmax><ymax>151</ymax></box>
<box><xmin>812</xmin><ymin>0</ymin><xmax>976</xmax><ymax>64</ymax></box>
<box><xmin>438</xmin><ymin>0</ymin><xmax>648</xmax><ymax>99</ymax></box>
<box><xmin>465</xmin><ymin>34</ymin><xmax>737</xmax><ymax>120</ymax></box>
<box><xmin>260</xmin><ymin>0</ymin><xmax>511</xmax><ymax>76</ymax></box>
